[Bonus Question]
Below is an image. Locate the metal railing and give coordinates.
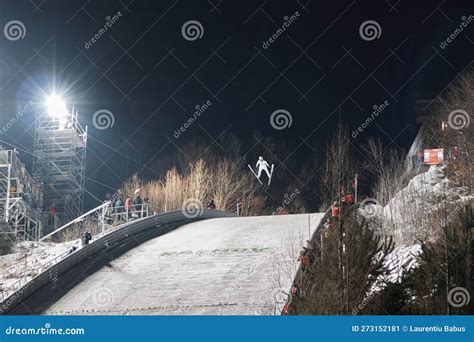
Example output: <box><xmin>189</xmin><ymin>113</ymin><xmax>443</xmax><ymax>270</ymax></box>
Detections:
<box><xmin>39</xmin><ymin>202</ymin><xmax>150</xmax><ymax>242</ymax></box>
<box><xmin>40</xmin><ymin>201</ymin><xmax>111</xmax><ymax>241</ymax></box>
<box><xmin>105</xmin><ymin>203</ymin><xmax>150</xmax><ymax>223</ymax></box>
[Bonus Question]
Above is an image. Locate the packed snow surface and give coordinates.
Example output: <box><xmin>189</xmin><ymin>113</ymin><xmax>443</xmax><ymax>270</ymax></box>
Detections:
<box><xmin>383</xmin><ymin>165</ymin><xmax>471</xmax><ymax>225</ymax></box>
<box><xmin>45</xmin><ymin>213</ymin><xmax>324</xmax><ymax>315</ymax></box>
<box><xmin>358</xmin><ymin>165</ymin><xmax>473</xmax><ymax>244</ymax></box>
<box><xmin>0</xmin><ymin>240</ymin><xmax>79</xmax><ymax>292</ymax></box>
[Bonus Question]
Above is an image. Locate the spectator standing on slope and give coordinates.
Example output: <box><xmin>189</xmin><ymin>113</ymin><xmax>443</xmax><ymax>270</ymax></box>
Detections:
<box><xmin>125</xmin><ymin>196</ymin><xmax>133</xmax><ymax>219</ymax></box>
<box><xmin>207</xmin><ymin>199</ymin><xmax>216</xmax><ymax>210</ymax></box>
<box><xmin>115</xmin><ymin>197</ymin><xmax>124</xmax><ymax>220</ymax></box>
<box><xmin>133</xmin><ymin>189</ymin><xmax>143</xmax><ymax>218</ymax></box>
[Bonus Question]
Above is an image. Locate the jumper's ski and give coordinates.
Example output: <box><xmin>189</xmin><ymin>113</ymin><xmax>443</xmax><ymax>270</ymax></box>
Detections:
<box><xmin>248</xmin><ymin>165</ymin><xmax>263</xmax><ymax>185</ymax></box>
<box><xmin>267</xmin><ymin>164</ymin><xmax>274</xmax><ymax>186</ymax></box>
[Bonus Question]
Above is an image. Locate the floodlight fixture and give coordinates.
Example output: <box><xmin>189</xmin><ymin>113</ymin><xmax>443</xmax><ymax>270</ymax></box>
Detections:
<box><xmin>45</xmin><ymin>94</ymin><xmax>68</xmax><ymax>118</ymax></box>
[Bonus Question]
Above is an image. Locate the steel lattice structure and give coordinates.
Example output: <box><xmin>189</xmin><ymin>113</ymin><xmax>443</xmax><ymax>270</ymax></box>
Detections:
<box><xmin>0</xmin><ymin>149</ymin><xmax>43</xmax><ymax>240</ymax></box>
<box><xmin>32</xmin><ymin>108</ymin><xmax>87</xmax><ymax>227</ymax></box>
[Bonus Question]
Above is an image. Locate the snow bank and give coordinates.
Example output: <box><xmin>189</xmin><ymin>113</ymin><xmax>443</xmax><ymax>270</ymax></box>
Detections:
<box><xmin>0</xmin><ymin>240</ymin><xmax>80</xmax><ymax>292</ymax></box>
<box><xmin>377</xmin><ymin>166</ymin><xmax>472</xmax><ymax>244</ymax></box>
<box><xmin>384</xmin><ymin>166</ymin><xmax>470</xmax><ymax>220</ymax></box>
<box><xmin>383</xmin><ymin>244</ymin><xmax>421</xmax><ymax>283</ymax></box>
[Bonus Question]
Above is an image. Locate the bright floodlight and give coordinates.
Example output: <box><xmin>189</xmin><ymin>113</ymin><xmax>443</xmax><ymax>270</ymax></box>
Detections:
<box><xmin>46</xmin><ymin>94</ymin><xmax>68</xmax><ymax>118</ymax></box>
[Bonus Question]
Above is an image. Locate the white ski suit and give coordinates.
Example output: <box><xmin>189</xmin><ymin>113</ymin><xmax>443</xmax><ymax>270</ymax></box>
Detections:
<box><xmin>256</xmin><ymin>157</ymin><xmax>271</xmax><ymax>179</ymax></box>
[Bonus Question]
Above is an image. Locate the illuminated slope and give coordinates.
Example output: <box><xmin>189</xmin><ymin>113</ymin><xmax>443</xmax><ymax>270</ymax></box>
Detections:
<box><xmin>45</xmin><ymin>213</ymin><xmax>324</xmax><ymax>315</ymax></box>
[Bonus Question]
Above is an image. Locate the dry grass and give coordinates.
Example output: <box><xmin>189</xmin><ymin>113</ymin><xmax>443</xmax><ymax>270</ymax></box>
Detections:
<box><xmin>120</xmin><ymin>158</ymin><xmax>266</xmax><ymax>216</ymax></box>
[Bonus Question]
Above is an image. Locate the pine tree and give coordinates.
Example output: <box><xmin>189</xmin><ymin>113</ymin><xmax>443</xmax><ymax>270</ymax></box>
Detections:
<box><xmin>403</xmin><ymin>204</ymin><xmax>473</xmax><ymax>314</ymax></box>
<box><xmin>290</xmin><ymin>207</ymin><xmax>394</xmax><ymax>314</ymax></box>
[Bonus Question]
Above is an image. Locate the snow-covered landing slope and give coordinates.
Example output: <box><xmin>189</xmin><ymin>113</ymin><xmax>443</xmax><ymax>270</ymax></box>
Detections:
<box><xmin>45</xmin><ymin>213</ymin><xmax>324</xmax><ymax>315</ymax></box>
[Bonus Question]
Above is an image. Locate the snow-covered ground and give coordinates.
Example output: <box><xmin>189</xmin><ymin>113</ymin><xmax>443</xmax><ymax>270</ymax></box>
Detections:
<box><xmin>362</xmin><ymin>165</ymin><xmax>473</xmax><ymax>244</ymax></box>
<box><xmin>45</xmin><ymin>213</ymin><xmax>324</xmax><ymax>315</ymax></box>
<box><xmin>358</xmin><ymin>165</ymin><xmax>472</xmax><ymax>295</ymax></box>
<box><xmin>0</xmin><ymin>223</ymin><xmax>121</xmax><ymax>296</ymax></box>
<box><xmin>0</xmin><ymin>240</ymin><xmax>80</xmax><ymax>293</ymax></box>
<box><xmin>383</xmin><ymin>166</ymin><xmax>471</xmax><ymax>224</ymax></box>
<box><xmin>381</xmin><ymin>244</ymin><xmax>421</xmax><ymax>284</ymax></box>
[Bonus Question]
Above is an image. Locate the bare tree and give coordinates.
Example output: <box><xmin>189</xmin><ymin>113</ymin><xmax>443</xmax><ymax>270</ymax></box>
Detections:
<box><xmin>120</xmin><ymin>157</ymin><xmax>267</xmax><ymax>216</ymax></box>
<box><xmin>320</xmin><ymin>124</ymin><xmax>353</xmax><ymax>210</ymax></box>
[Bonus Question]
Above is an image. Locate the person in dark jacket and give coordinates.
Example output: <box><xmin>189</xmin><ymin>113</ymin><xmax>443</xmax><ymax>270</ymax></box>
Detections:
<box><xmin>115</xmin><ymin>197</ymin><xmax>124</xmax><ymax>221</ymax></box>
<box><xmin>133</xmin><ymin>189</ymin><xmax>143</xmax><ymax>218</ymax></box>
<box><xmin>207</xmin><ymin>199</ymin><xmax>216</xmax><ymax>210</ymax></box>
<box><xmin>115</xmin><ymin>197</ymin><xmax>123</xmax><ymax>212</ymax></box>
<box><xmin>143</xmin><ymin>196</ymin><xmax>149</xmax><ymax>217</ymax></box>
<box><xmin>82</xmin><ymin>231</ymin><xmax>92</xmax><ymax>246</ymax></box>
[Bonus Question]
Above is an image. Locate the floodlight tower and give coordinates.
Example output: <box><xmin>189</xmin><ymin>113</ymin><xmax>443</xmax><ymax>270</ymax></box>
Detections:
<box><xmin>32</xmin><ymin>95</ymin><xmax>87</xmax><ymax>227</ymax></box>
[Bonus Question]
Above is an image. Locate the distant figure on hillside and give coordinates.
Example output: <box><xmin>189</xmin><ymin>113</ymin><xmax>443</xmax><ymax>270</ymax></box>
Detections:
<box><xmin>125</xmin><ymin>196</ymin><xmax>133</xmax><ymax>219</ymax></box>
<box><xmin>82</xmin><ymin>231</ymin><xmax>92</xmax><ymax>246</ymax></box>
<box><xmin>298</xmin><ymin>247</ymin><xmax>311</xmax><ymax>270</ymax></box>
<box><xmin>115</xmin><ymin>197</ymin><xmax>123</xmax><ymax>212</ymax></box>
<box><xmin>115</xmin><ymin>197</ymin><xmax>124</xmax><ymax>221</ymax></box>
<box><xmin>104</xmin><ymin>193</ymin><xmax>111</xmax><ymax>203</ymax></box>
<box><xmin>207</xmin><ymin>199</ymin><xmax>216</xmax><ymax>210</ymax></box>
<box><xmin>69</xmin><ymin>245</ymin><xmax>78</xmax><ymax>254</ymax></box>
<box><xmin>133</xmin><ymin>189</ymin><xmax>143</xmax><ymax>218</ymax></box>
<box><xmin>331</xmin><ymin>202</ymin><xmax>340</xmax><ymax>218</ymax></box>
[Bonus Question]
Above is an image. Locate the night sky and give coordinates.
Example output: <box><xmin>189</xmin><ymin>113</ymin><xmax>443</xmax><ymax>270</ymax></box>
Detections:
<box><xmin>0</xmin><ymin>0</ymin><xmax>472</xmax><ymax>208</ymax></box>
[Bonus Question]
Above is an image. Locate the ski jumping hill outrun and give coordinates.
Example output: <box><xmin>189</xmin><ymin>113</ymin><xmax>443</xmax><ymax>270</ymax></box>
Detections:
<box><xmin>34</xmin><ymin>213</ymin><xmax>324</xmax><ymax>315</ymax></box>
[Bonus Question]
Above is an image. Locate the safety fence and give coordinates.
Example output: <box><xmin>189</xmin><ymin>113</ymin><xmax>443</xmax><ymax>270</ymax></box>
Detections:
<box><xmin>39</xmin><ymin>201</ymin><xmax>150</xmax><ymax>242</ymax></box>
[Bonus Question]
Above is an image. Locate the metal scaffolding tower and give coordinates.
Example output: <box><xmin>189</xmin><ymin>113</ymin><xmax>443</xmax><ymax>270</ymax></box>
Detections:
<box><xmin>32</xmin><ymin>107</ymin><xmax>87</xmax><ymax>227</ymax></box>
<box><xmin>0</xmin><ymin>149</ymin><xmax>43</xmax><ymax>240</ymax></box>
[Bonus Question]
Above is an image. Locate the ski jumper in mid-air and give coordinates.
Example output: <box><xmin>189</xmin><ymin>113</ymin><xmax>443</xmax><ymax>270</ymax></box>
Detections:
<box><xmin>256</xmin><ymin>157</ymin><xmax>271</xmax><ymax>179</ymax></box>
<box><xmin>248</xmin><ymin>156</ymin><xmax>274</xmax><ymax>185</ymax></box>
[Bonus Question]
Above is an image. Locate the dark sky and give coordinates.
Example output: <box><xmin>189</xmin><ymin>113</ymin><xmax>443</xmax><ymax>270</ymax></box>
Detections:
<box><xmin>0</xmin><ymin>0</ymin><xmax>472</xmax><ymax>207</ymax></box>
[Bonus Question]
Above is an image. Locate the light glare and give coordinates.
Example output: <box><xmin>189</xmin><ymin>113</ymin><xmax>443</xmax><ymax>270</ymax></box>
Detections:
<box><xmin>46</xmin><ymin>94</ymin><xmax>68</xmax><ymax>118</ymax></box>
